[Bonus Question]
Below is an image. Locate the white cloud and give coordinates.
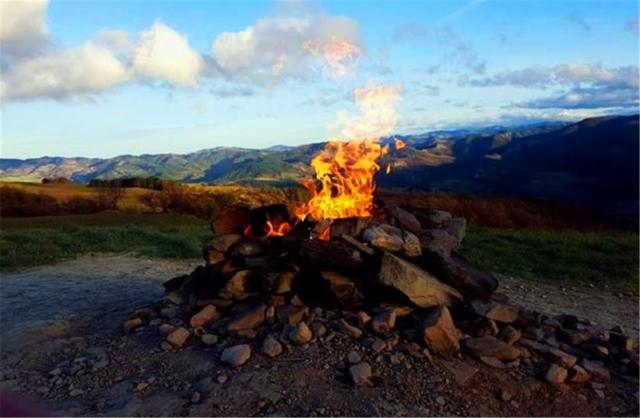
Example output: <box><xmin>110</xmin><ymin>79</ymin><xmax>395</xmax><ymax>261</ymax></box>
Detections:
<box><xmin>1</xmin><ymin>41</ymin><xmax>129</xmax><ymax>101</ymax></box>
<box><xmin>0</xmin><ymin>0</ymin><xmax>49</xmax><ymax>63</ymax></box>
<box><xmin>97</xmin><ymin>29</ymin><xmax>131</xmax><ymax>55</ymax></box>
<box><xmin>211</xmin><ymin>15</ymin><xmax>362</xmax><ymax>84</ymax></box>
<box><xmin>471</xmin><ymin>63</ymin><xmax>638</xmax><ymax>89</ymax></box>
<box><xmin>132</xmin><ymin>21</ymin><xmax>204</xmax><ymax>88</ymax></box>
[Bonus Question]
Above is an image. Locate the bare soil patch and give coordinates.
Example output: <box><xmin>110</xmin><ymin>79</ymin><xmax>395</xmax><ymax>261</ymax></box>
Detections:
<box><xmin>0</xmin><ymin>255</ymin><xmax>637</xmax><ymax>417</ymax></box>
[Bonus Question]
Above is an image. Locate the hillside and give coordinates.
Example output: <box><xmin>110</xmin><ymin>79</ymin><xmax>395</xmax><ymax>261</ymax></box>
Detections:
<box><xmin>1</xmin><ymin>115</ymin><xmax>637</xmax><ymax>212</ymax></box>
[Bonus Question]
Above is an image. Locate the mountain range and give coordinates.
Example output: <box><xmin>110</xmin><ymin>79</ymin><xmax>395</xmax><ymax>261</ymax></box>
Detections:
<box><xmin>1</xmin><ymin>114</ymin><xmax>638</xmax><ymax>213</ymax></box>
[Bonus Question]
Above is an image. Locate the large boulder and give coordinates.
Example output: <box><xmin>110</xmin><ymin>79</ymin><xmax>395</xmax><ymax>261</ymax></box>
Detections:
<box><xmin>420</xmin><ymin>229</ymin><xmax>458</xmax><ymax>256</ymax></box>
<box><xmin>377</xmin><ymin>252</ymin><xmax>462</xmax><ymax>308</ymax></box>
<box><xmin>420</xmin><ymin>253</ymin><xmax>499</xmax><ymax>299</ymax></box>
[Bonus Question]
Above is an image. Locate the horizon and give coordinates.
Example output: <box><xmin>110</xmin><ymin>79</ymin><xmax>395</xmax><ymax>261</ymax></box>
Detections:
<box><xmin>5</xmin><ymin>112</ymin><xmax>635</xmax><ymax>161</ymax></box>
<box><xmin>1</xmin><ymin>0</ymin><xmax>639</xmax><ymax>159</ymax></box>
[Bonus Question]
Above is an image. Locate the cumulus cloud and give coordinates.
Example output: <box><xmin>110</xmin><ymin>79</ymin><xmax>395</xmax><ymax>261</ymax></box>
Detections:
<box><xmin>133</xmin><ymin>21</ymin><xmax>204</xmax><ymax>88</ymax></box>
<box><xmin>0</xmin><ymin>0</ymin><xmax>49</xmax><ymax>64</ymax></box>
<box><xmin>211</xmin><ymin>14</ymin><xmax>362</xmax><ymax>84</ymax></box>
<box><xmin>0</xmin><ymin>42</ymin><xmax>129</xmax><ymax>101</ymax></box>
<box><xmin>1</xmin><ymin>16</ymin><xmax>204</xmax><ymax>101</ymax></box>
<box><xmin>392</xmin><ymin>23</ymin><xmax>486</xmax><ymax>74</ymax></box>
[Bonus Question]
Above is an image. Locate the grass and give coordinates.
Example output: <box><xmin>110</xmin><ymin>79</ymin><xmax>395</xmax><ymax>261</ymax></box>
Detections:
<box><xmin>0</xmin><ymin>213</ymin><xmax>210</xmax><ymax>270</ymax></box>
<box><xmin>1</xmin><ymin>211</ymin><xmax>637</xmax><ymax>296</ymax></box>
<box><xmin>460</xmin><ymin>226</ymin><xmax>639</xmax><ymax>295</ymax></box>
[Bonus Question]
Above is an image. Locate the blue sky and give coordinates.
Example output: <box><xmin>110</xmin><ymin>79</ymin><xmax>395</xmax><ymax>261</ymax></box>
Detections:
<box><xmin>1</xmin><ymin>0</ymin><xmax>638</xmax><ymax>158</ymax></box>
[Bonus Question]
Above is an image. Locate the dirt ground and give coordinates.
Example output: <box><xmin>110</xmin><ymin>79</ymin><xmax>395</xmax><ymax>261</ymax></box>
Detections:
<box><xmin>0</xmin><ymin>254</ymin><xmax>638</xmax><ymax>417</ymax></box>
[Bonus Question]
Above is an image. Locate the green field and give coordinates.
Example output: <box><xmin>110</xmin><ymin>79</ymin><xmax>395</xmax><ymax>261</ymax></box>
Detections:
<box><xmin>0</xmin><ymin>212</ymin><xmax>637</xmax><ymax>294</ymax></box>
<box><xmin>0</xmin><ymin>213</ymin><xmax>209</xmax><ymax>270</ymax></box>
<box><xmin>460</xmin><ymin>226</ymin><xmax>638</xmax><ymax>295</ymax></box>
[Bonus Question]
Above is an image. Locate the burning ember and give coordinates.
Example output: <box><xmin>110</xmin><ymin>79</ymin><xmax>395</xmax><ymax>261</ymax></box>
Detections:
<box><xmin>295</xmin><ymin>84</ymin><xmax>402</xmax><ymax>220</ymax></box>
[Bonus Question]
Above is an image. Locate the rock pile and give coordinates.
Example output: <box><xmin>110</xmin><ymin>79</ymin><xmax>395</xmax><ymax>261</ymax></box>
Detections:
<box><xmin>124</xmin><ymin>203</ymin><xmax>639</xmax><ymax>389</ymax></box>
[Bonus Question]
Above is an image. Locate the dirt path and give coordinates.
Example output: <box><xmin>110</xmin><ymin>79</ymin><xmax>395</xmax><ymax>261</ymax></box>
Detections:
<box><xmin>0</xmin><ymin>255</ymin><xmax>200</xmax><ymax>352</ymax></box>
<box><xmin>0</xmin><ymin>255</ymin><xmax>637</xmax><ymax>417</ymax></box>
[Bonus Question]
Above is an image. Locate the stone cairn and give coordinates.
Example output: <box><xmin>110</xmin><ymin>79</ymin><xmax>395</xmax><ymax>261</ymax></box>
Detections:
<box><xmin>124</xmin><ymin>202</ymin><xmax>638</xmax><ymax>387</ymax></box>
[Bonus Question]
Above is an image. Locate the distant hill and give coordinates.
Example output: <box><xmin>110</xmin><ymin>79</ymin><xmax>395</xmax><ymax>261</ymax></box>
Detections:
<box><xmin>1</xmin><ymin>115</ymin><xmax>637</xmax><ymax>213</ymax></box>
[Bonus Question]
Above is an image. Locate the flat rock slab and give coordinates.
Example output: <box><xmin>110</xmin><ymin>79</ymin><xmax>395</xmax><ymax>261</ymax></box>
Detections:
<box><xmin>378</xmin><ymin>252</ymin><xmax>461</xmax><ymax>308</ymax></box>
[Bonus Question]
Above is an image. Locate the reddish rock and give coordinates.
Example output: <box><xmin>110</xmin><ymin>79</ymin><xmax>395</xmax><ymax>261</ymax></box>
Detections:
<box><xmin>421</xmin><ymin>306</ymin><xmax>461</xmax><ymax>357</ymax></box>
<box><xmin>486</xmin><ymin>304</ymin><xmax>520</xmax><ymax>323</ymax></box>
<box><xmin>356</xmin><ymin>311</ymin><xmax>371</xmax><ymax>328</ymax></box>
<box><xmin>545</xmin><ymin>364</ymin><xmax>568</xmax><ymax>384</ymax></box>
<box><xmin>190</xmin><ymin>305</ymin><xmax>219</xmax><ymax>328</ymax></box>
<box><xmin>288</xmin><ymin>321</ymin><xmax>312</xmax><ymax>344</ymax></box>
<box><xmin>276</xmin><ymin>305</ymin><xmax>308</xmax><ymax>325</ymax></box>
<box><xmin>371</xmin><ymin>310</ymin><xmax>397</xmax><ymax>334</ymax></box>
<box><xmin>210</xmin><ymin>234</ymin><xmax>242</xmax><ymax>252</ymax></box>
<box><xmin>275</xmin><ymin>266</ymin><xmax>299</xmax><ymax>294</ymax></box>
<box><xmin>498</xmin><ymin>325</ymin><xmax>522</xmax><ymax>345</ymax></box>
<box><xmin>321</xmin><ymin>272</ymin><xmax>364</xmax><ymax>307</ymax></box>
<box><xmin>123</xmin><ymin>318</ymin><xmax>143</xmax><ymax>333</ymax></box>
<box><xmin>227</xmin><ymin>305</ymin><xmax>266</xmax><ymax>331</ymax></box>
<box><xmin>463</xmin><ymin>336</ymin><xmax>521</xmax><ymax>361</ymax></box>
<box><xmin>204</xmin><ymin>249</ymin><xmax>225</xmax><ymax>266</ymax></box>
<box><xmin>167</xmin><ymin>327</ymin><xmax>190</xmax><ymax>348</ymax></box>
<box><xmin>568</xmin><ymin>365</ymin><xmax>591</xmax><ymax>383</ymax></box>
<box><xmin>261</xmin><ymin>334</ymin><xmax>283</xmax><ymax>358</ymax></box>
<box><xmin>219</xmin><ymin>270</ymin><xmax>254</xmax><ymax>301</ymax></box>
<box><xmin>581</xmin><ymin>359</ymin><xmax>610</xmax><ymax>382</ymax></box>
<box><xmin>211</xmin><ymin>208</ymin><xmax>250</xmax><ymax>235</ymax></box>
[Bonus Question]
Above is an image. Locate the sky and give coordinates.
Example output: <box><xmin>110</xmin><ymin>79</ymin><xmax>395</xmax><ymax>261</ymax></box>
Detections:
<box><xmin>0</xmin><ymin>0</ymin><xmax>638</xmax><ymax>159</ymax></box>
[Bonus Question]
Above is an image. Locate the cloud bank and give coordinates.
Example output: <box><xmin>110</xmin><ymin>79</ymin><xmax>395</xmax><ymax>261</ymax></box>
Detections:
<box><xmin>1</xmin><ymin>1</ymin><xmax>363</xmax><ymax>102</ymax></box>
<box><xmin>471</xmin><ymin>63</ymin><xmax>639</xmax><ymax>110</ymax></box>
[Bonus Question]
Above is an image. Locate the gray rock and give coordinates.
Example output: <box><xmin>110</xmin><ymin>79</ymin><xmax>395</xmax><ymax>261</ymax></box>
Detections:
<box><xmin>221</xmin><ymin>344</ymin><xmax>251</xmax><ymax>367</ymax></box>
<box><xmin>336</xmin><ymin>319</ymin><xmax>363</xmax><ymax>339</ymax></box>
<box><xmin>201</xmin><ymin>334</ymin><xmax>218</xmax><ymax>346</ymax></box>
<box><xmin>347</xmin><ymin>351</ymin><xmax>362</xmax><ymax>364</ymax></box>
<box><xmin>310</xmin><ymin>322</ymin><xmax>327</xmax><ymax>338</ymax></box>
<box><xmin>446</xmin><ymin>217</ymin><xmax>467</xmax><ymax>246</ymax></box>
<box><xmin>362</xmin><ymin>224</ymin><xmax>422</xmax><ymax>257</ymax></box>
<box><xmin>262</xmin><ymin>334</ymin><xmax>283</xmax><ymax>358</ymax></box>
<box><xmin>349</xmin><ymin>362</ymin><xmax>372</xmax><ymax>386</ymax></box>
<box><xmin>378</xmin><ymin>252</ymin><xmax>461</xmax><ymax>308</ymax></box>
<box><xmin>371</xmin><ymin>309</ymin><xmax>397</xmax><ymax>334</ymax></box>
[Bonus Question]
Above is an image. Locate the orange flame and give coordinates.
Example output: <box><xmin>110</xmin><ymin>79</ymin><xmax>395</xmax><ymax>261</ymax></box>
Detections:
<box><xmin>395</xmin><ymin>138</ymin><xmax>406</xmax><ymax>150</ymax></box>
<box><xmin>296</xmin><ymin>84</ymin><xmax>401</xmax><ymax>220</ymax></box>
<box><xmin>244</xmin><ymin>221</ymin><xmax>291</xmax><ymax>239</ymax></box>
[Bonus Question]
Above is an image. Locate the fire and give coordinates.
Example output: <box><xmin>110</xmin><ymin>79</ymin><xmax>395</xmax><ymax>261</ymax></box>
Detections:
<box><xmin>244</xmin><ymin>221</ymin><xmax>291</xmax><ymax>239</ymax></box>
<box><xmin>295</xmin><ymin>84</ymin><xmax>402</xmax><ymax>220</ymax></box>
